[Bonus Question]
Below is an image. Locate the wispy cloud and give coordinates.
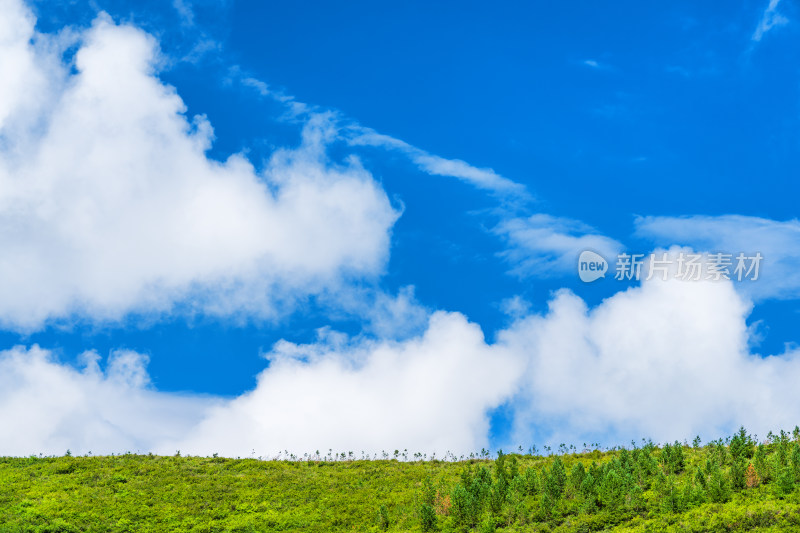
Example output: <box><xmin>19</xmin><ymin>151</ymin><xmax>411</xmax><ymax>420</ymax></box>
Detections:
<box><xmin>236</xmin><ymin>80</ymin><xmax>526</xmax><ymax>201</ymax></box>
<box><xmin>752</xmin><ymin>0</ymin><xmax>789</xmax><ymax>41</ymax></box>
<box><xmin>172</xmin><ymin>0</ymin><xmax>195</xmax><ymax>26</ymax></box>
<box><xmin>347</xmin><ymin>127</ymin><xmax>529</xmax><ymax>199</ymax></box>
<box><xmin>228</xmin><ymin>66</ymin><xmax>311</xmax><ymax>118</ymax></box>
<box><xmin>636</xmin><ymin>214</ymin><xmax>800</xmax><ymax>301</ymax></box>
<box><xmin>228</xmin><ymin>67</ymin><xmax>529</xmax><ymax>199</ymax></box>
<box><xmin>580</xmin><ymin>58</ymin><xmax>615</xmax><ymax>72</ymax></box>
<box><xmin>495</xmin><ymin>214</ymin><xmax>623</xmax><ymax>278</ymax></box>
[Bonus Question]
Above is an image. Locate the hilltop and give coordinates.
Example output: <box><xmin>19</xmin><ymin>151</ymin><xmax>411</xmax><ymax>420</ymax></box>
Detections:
<box><xmin>2</xmin><ymin>428</ymin><xmax>800</xmax><ymax>532</ymax></box>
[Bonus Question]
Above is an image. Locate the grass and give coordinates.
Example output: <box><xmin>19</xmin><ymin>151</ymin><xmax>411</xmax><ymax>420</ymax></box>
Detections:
<box><xmin>0</xmin><ymin>454</ymin><xmax>460</xmax><ymax>532</ymax></box>
<box><xmin>2</xmin><ymin>430</ymin><xmax>800</xmax><ymax>532</ymax></box>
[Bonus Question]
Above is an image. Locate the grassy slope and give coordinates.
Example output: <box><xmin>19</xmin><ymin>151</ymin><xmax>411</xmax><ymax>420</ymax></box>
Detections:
<box><xmin>2</xmin><ymin>442</ymin><xmax>800</xmax><ymax>532</ymax></box>
<box><xmin>0</xmin><ymin>455</ymin><xmax>458</xmax><ymax>532</ymax></box>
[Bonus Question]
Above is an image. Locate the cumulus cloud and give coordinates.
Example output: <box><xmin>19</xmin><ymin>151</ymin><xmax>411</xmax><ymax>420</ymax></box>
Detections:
<box><xmin>0</xmin><ymin>345</ymin><xmax>216</xmax><ymax>456</ymax></box>
<box><xmin>0</xmin><ymin>3</ymin><xmax>399</xmax><ymax>330</ymax></box>
<box><xmin>497</xmin><ymin>247</ymin><xmax>800</xmax><ymax>449</ymax></box>
<box><xmin>167</xmin><ymin>311</ymin><xmax>523</xmax><ymax>457</ymax></box>
<box><xmin>495</xmin><ymin>214</ymin><xmax>623</xmax><ymax>278</ymax></box>
<box><xmin>635</xmin><ymin>214</ymin><xmax>800</xmax><ymax>300</ymax></box>
<box><xmin>0</xmin><ymin>312</ymin><xmax>522</xmax><ymax>457</ymax></box>
<box><xmin>500</xmin><ymin>264</ymin><xmax>756</xmax><ymax>447</ymax></box>
<box><xmin>5</xmin><ymin>0</ymin><xmax>800</xmax><ymax>459</ymax></box>
<box><xmin>752</xmin><ymin>0</ymin><xmax>789</xmax><ymax>42</ymax></box>
<box><xmin>6</xmin><ymin>261</ymin><xmax>800</xmax><ymax>456</ymax></box>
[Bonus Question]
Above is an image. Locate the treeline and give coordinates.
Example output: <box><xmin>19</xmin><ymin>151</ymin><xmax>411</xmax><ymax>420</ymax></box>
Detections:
<box><xmin>415</xmin><ymin>427</ymin><xmax>800</xmax><ymax>532</ymax></box>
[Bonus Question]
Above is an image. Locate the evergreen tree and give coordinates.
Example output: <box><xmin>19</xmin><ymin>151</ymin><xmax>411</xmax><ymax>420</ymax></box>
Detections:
<box><xmin>706</xmin><ymin>460</ymin><xmax>731</xmax><ymax>503</ymax></box>
<box><xmin>729</xmin><ymin>426</ymin><xmax>754</xmax><ymax>461</ymax></box>
<box><xmin>773</xmin><ymin>462</ymin><xmax>794</xmax><ymax>498</ymax></box>
<box><xmin>545</xmin><ymin>457</ymin><xmax>567</xmax><ymax>500</ymax></box>
<box><xmin>730</xmin><ymin>457</ymin><xmax>747</xmax><ymax>491</ymax></box>
<box><xmin>452</xmin><ymin>485</ymin><xmax>479</xmax><ymax>529</ymax></box>
<box><xmin>657</xmin><ymin>473</ymin><xmax>685</xmax><ymax>513</ymax></box>
<box><xmin>754</xmin><ymin>444</ymin><xmax>770</xmax><ymax>482</ymax></box>
<box><xmin>693</xmin><ymin>466</ymin><xmax>707</xmax><ymax>489</ymax></box>
<box><xmin>570</xmin><ymin>462</ymin><xmax>586</xmax><ymax>494</ymax></box>
<box><xmin>517</xmin><ymin>467</ymin><xmax>539</xmax><ymax>496</ymax></box>
<box><xmin>599</xmin><ymin>468</ymin><xmax>626</xmax><ymax>510</ymax></box>
<box><xmin>791</xmin><ymin>443</ymin><xmax>800</xmax><ymax>481</ymax></box>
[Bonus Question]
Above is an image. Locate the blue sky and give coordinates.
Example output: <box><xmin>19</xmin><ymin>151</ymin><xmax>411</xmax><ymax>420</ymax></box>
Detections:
<box><xmin>0</xmin><ymin>0</ymin><xmax>799</xmax><ymax>456</ymax></box>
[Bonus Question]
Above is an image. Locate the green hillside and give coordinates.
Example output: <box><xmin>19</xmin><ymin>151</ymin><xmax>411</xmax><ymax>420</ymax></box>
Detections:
<box><xmin>3</xmin><ymin>428</ymin><xmax>800</xmax><ymax>532</ymax></box>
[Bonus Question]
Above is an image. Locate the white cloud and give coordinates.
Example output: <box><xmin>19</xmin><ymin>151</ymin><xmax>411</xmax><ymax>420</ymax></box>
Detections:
<box><xmin>229</xmin><ymin>66</ymin><xmax>312</xmax><ymax>118</ymax></box>
<box><xmin>6</xmin><ymin>265</ymin><xmax>800</xmax><ymax>455</ymax></box>
<box><xmin>319</xmin><ymin>285</ymin><xmax>430</xmax><ymax>340</ymax></box>
<box><xmin>0</xmin><ymin>345</ymin><xmax>216</xmax><ymax>456</ymax></box>
<box><xmin>173</xmin><ymin>0</ymin><xmax>196</xmax><ymax>26</ymax></box>
<box><xmin>5</xmin><ymin>0</ymin><xmax>800</xmax><ymax>458</ymax></box>
<box><xmin>343</xmin><ymin>127</ymin><xmax>529</xmax><ymax>199</ymax></box>
<box><xmin>579</xmin><ymin>59</ymin><xmax>615</xmax><ymax>72</ymax></box>
<box><xmin>635</xmin><ymin>214</ymin><xmax>800</xmax><ymax>300</ymax></box>
<box><xmin>0</xmin><ymin>312</ymin><xmax>523</xmax><ymax>457</ymax></box>
<box><xmin>752</xmin><ymin>0</ymin><xmax>789</xmax><ymax>42</ymax></box>
<box><xmin>495</xmin><ymin>214</ymin><xmax>623</xmax><ymax>278</ymax></box>
<box><xmin>168</xmin><ymin>311</ymin><xmax>523</xmax><ymax>457</ymax></box>
<box><xmin>228</xmin><ymin>70</ymin><xmax>528</xmax><ymax>200</ymax></box>
<box><xmin>0</xmin><ymin>3</ymin><xmax>399</xmax><ymax>331</ymax></box>
<box><xmin>500</xmin><ymin>253</ymin><xmax>800</xmax><ymax>448</ymax></box>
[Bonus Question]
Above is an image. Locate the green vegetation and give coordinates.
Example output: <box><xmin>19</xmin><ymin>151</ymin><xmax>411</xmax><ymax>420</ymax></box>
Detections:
<box><xmin>4</xmin><ymin>428</ymin><xmax>800</xmax><ymax>531</ymax></box>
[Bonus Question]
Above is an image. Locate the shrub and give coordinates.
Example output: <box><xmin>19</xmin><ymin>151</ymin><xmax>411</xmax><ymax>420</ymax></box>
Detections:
<box><xmin>419</xmin><ymin>503</ymin><xmax>436</xmax><ymax>532</ymax></box>
<box><xmin>376</xmin><ymin>504</ymin><xmax>390</xmax><ymax>531</ymax></box>
<box><xmin>745</xmin><ymin>463</ymin><xmax>760</xmax><ymax>488</ymax></box>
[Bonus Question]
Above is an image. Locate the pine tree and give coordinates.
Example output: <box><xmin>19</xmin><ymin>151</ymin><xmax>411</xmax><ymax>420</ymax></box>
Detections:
<box><xmin>570</xmin><ymin>462</ymin><xmax>586</xmax><ymax>494</ymax></box>
<box><xmin>599</xmin><ymin>468</ymin><xmax>625</xmax><ymax>510</ymax></box>
<box><xmin>730</xmin><ymin>457</ymin><xmax>747</xmax><ymax>491</ymax></box>
<box><xmin>693</xmin><ymin>466</ymin><xmax>707</xmax><ymax>489</ymax></box>
<box><xmin>791</xmin><ymin>443</ymin><xmax>800</xmax><ymax>481</ymax></box>
<box><xmin>729</xmin><ymin>426</ymin><xmax>754</xmax><ymax>461</ymax></box>
<box><xmin>754</xmin><ymin>444</ymin><xmax>770</xmax><ymax>482</ymax></box>
<box><xmin>546</xmin><ymin>457</ymin><xmax>567</xmax><ymax>500</ymax></box>
<box><xmin>706</xmin><ymin>460</ymin><xmax>731</xmax><ymax>503</ymax></box>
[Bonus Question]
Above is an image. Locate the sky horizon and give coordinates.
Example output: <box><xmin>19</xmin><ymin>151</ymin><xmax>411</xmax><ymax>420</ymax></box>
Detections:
<box><xmin>0</xmin><ymin>0</ymin><xmax>799</xmax><ymax>457</ymax></box>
